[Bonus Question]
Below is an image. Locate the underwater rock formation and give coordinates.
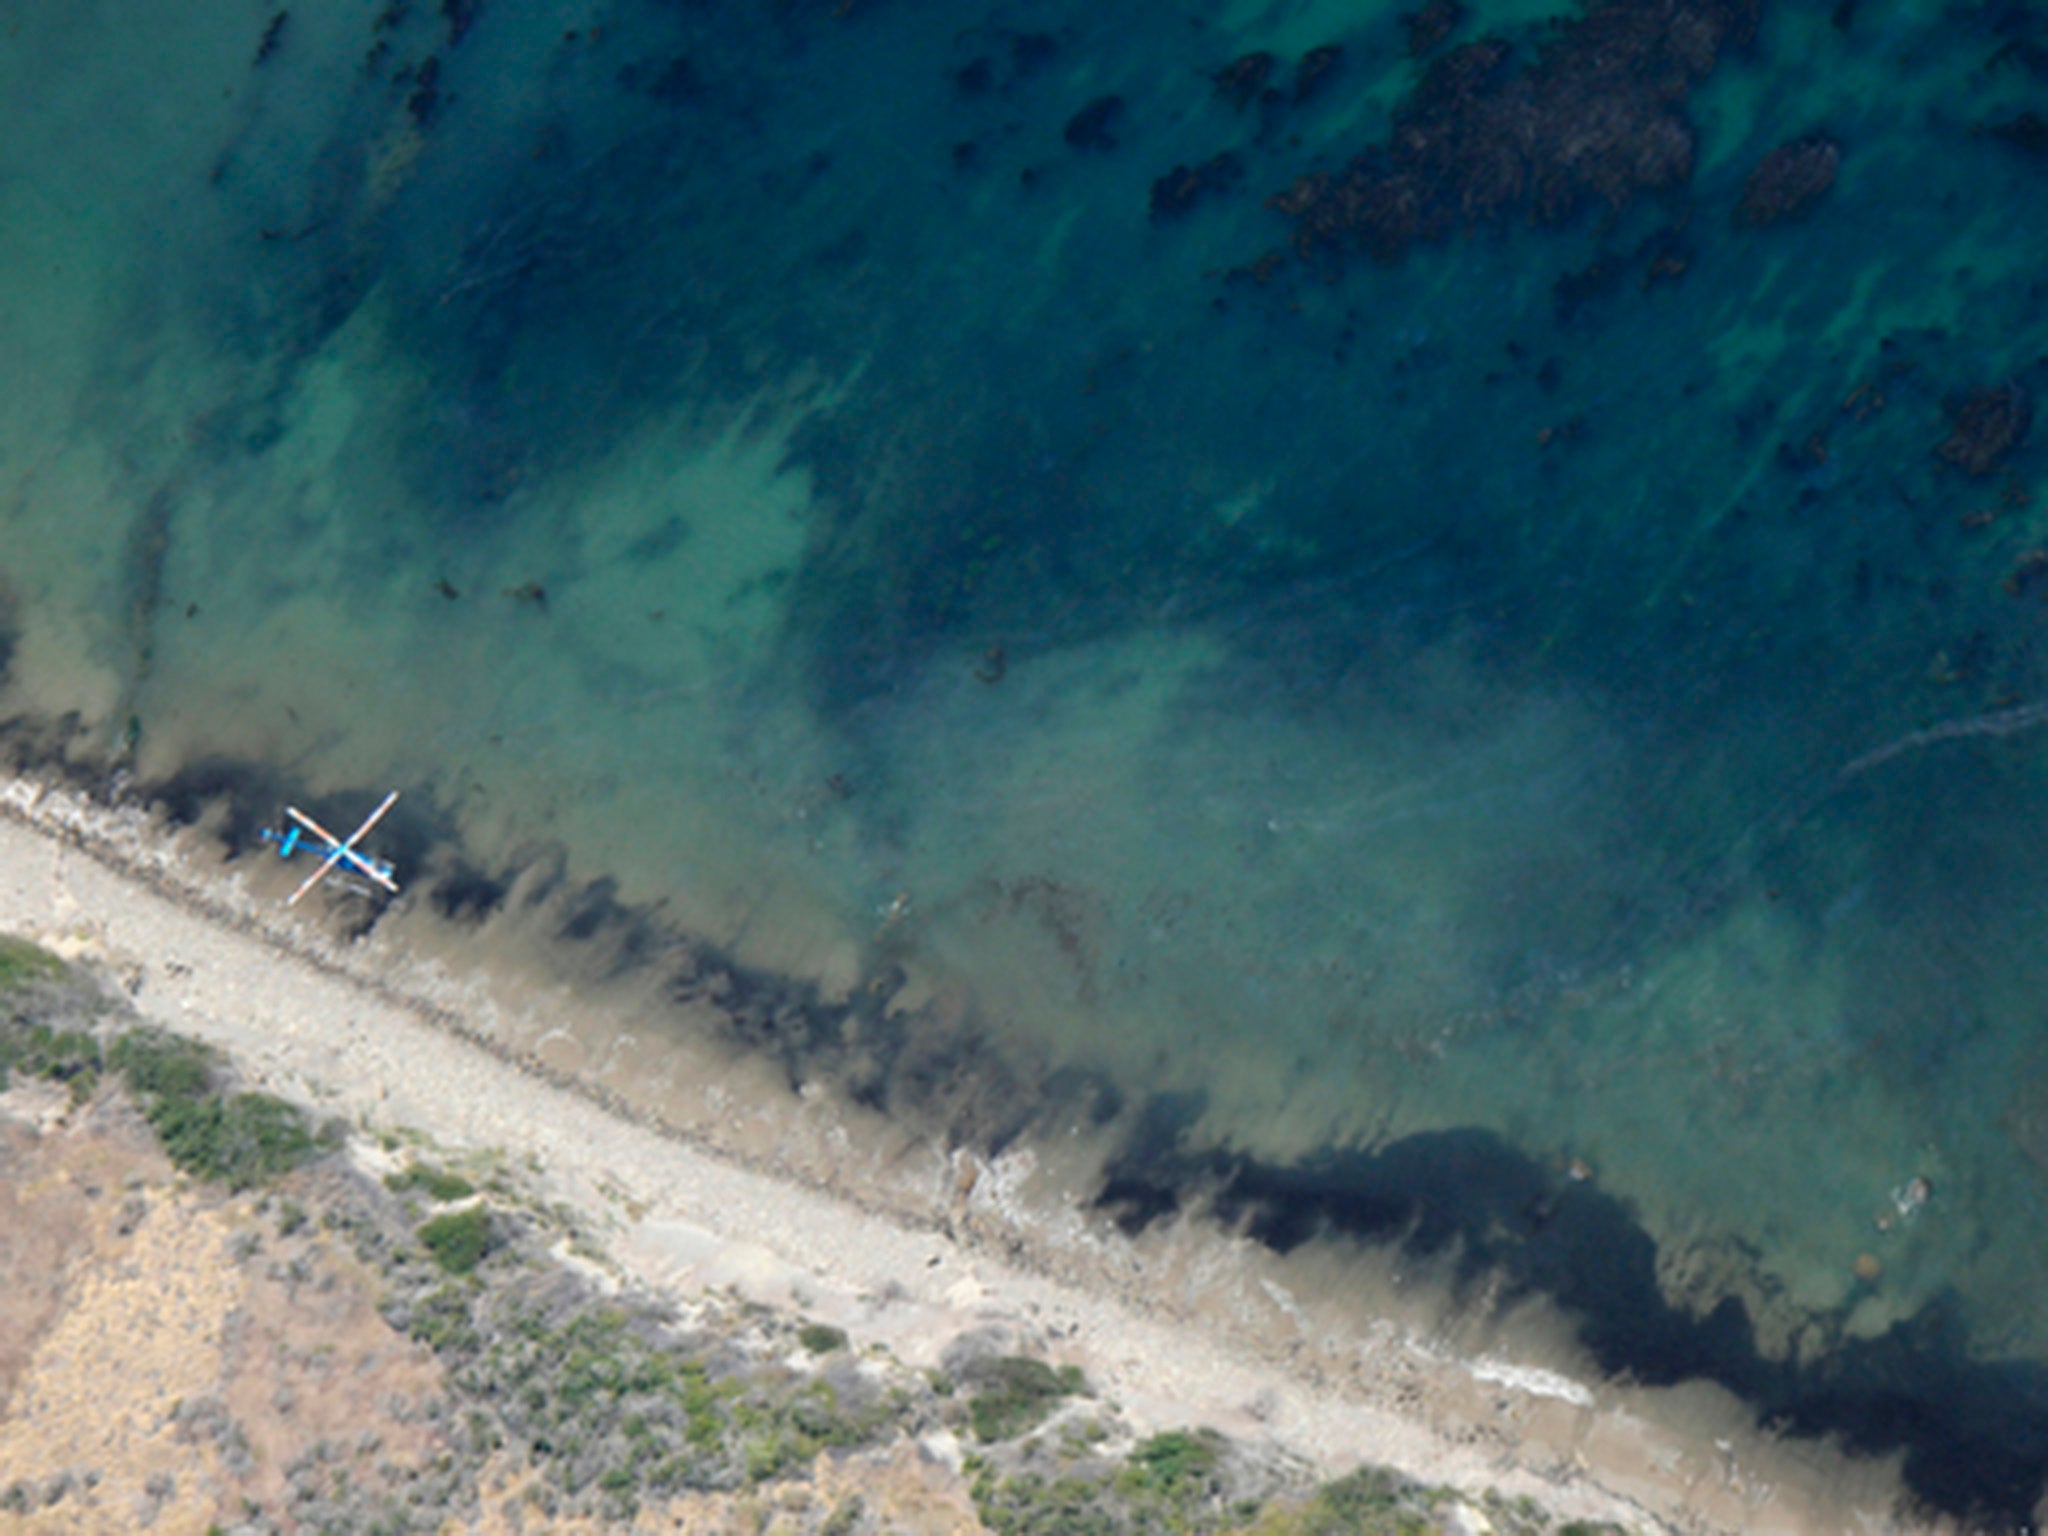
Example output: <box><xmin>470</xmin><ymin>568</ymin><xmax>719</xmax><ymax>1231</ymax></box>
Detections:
<box><xmin>1938</xmin><ymin>381</ymin><xmax>2033</xmax><ymax>477</ymax></box>
<box><xmin>1986</xmin><ymin>110</ymin><xmax>2048</xmax><ymax>156</ymax></box>
<box><xmin>1734</xmin><ymin>132</ymin><xmax>1841</xmax><ymax>226</ymax></box>
<box><xmin>1212</xmin><ymin>51</ymin><xmax>1276</xmax><ymax>112</ymax></box>
<box><xmin>1403</xmin><ymin>0</ymin><xmax>1469</xmax><ymax>57</ymax></box>
<box><xmin>1267</xmin><ymin>0</ymin><xmax>1762</xmax><ymax>265</ymax></box>
<box><xmin>1150</xmin><ymin>153</ymin><xmax>1245</xmax><ymax>221</ymax></box>
<box><xmin>1064</xmin><ymin>94</ymin><xmax>1126</xmax><ymax>152</ymax></box>
<box><xmin>1291</xmin><ymin>44</ymin><xmax>1345</xmax><ymax>104</ymax></box>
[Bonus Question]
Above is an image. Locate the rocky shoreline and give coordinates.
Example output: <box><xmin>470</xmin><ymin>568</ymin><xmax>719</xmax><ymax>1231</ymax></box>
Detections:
<box><xmin>0</xmin><ymin>932</ymin><xmax>1597</xmax><ymax>1535</ymax></box>
<box><xmin>0</xmin><ymin>775</ymin><xmax>1952</xmax><ymax>1534</ymax></box>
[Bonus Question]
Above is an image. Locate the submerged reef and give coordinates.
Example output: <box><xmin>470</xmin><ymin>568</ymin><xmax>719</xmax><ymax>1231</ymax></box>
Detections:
<box><xmin>1938</xmin><ymin>381</ymin><xmax>2034</xmax><ymax>478</ymax></box>
<box><xmin>1264</xmin><ymin>0</ymin><xmax>1762</xmax><ymax>265</ymax></box>
<box><xmin>1732</xmin><ymin>132</ymin><xmax>1841</xmax><ymax>227</ymax></box>
<box><xmin>1150</xmin><ymin>153</ymin><xmax>1247</xmax><ymax>222</ymax></box>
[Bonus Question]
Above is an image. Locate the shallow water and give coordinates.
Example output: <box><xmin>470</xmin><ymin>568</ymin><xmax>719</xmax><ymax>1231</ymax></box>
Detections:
<box><xmin>7</xmin><ymin>0</ymin><xmax>2048</xmax><ymax>1519</ymax></box>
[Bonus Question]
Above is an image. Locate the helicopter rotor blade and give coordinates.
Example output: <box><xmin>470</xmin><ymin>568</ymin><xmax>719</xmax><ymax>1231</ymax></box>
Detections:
<box><xmin>284</xmin><ymin>792</ymin><xmax>401</xmax><ymax>905</ymax></box>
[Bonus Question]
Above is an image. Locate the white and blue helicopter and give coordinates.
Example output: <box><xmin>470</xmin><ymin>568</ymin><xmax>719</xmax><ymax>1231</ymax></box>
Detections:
<box><xmin>259</xmin><ymin>790</ymin><xmax>401</xmax><ymax>906</ymax></box>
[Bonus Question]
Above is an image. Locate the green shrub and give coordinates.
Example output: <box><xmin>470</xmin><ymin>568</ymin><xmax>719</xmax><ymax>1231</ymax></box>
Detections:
<box><xmin>1289</xmin><ymin>1466</ymin><xmax>1437</xmax><ymax>1535</ymax></box>
<box><xmin>1124</xmin><ymin>1427</ymin><xmax>1222</xmax><ymax>1501</ymax></box>
<box><xmin>743</xmin><ymin>1430</ymin><xmax>804</xmax><ymax>1483</ymax></box>
<box><xmin>0</xmin><ymin>936</ymin><xmax>64</xmax><ymax>992</ymax></box>
<box><xmin>418</xmin><ymin>1206</ymin><xmax>496</xmax><ymax>1274</ymax></box>
<box><xmin>386</xmin><ymin>1163</ymin><xmax>476</xmax><ymax>1202</ymax></box>
<box><xmin>970</xmin><ymin>1471</ymin><xmax>1120</xmax><ymax>1536</ymax></box>
<box><xmin>405</xmin><ymin>1283</ymin><xmax>480</xmax><ymax>1354</ymax></box>
<box><xmin>109</xmin><ymin>1033</ymin><xmax>320</xmax><ymax>1189</ymax></box>
<box><xmin>162</xmin><ymin>1090</ymin><xmax>316</xmax><ymax>1189</ymax></box>
<box><xmin>2</xmin><ymin>1024</ymin><xmax>102</xmax><ymax>1104</ymax></box>
<box><xmin>396</xmin><ymin>1286</ymin><xmax>921</xmax><ymax>1515</ymax></box>
<box><xmin>797</xmin><ymin>1323</ymin><xmax>847</xmax><ymax>1355</ymax></box>
<box><xmin>967</xmin><ymin>1356</ymin><xmax>1083</xmax><ymax>1443</ymax></box>
<box><xmin>109</xmin><ymin>1030</ymin><xmax>214</xmax><ymax>1099</ymax></box>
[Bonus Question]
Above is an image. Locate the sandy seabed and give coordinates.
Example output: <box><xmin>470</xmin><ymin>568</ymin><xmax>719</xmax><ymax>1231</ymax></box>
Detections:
<box><xmin>0</xmin><ymin>772</ymin><xmax>1958</xmax><ymax>1536</ymax></box>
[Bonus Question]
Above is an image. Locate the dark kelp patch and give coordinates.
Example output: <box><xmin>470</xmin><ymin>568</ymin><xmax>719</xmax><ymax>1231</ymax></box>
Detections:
<box><xmin>1093</xmin><ymin>1118</ymin><xmax>2048</xmax><ymax>1527</ymax></box>
<box><xmin>429</xmin><ymin>860</ymin><xmax>512</xmax><ymax>924</ymax></box>
<box><xmin>0</xmin><ymin>574</ymin><xmax>17</xmax><ymax>691</ymax></box>
<box><xmin>670</xmin><ymin>947</ymin><xmax>1041</xmax><ymax>1153</ymax></box>
<box><xmin>1247</xmin><ymin>0</ymin><xmax>1762</xmax><ymax>271</ymax></box>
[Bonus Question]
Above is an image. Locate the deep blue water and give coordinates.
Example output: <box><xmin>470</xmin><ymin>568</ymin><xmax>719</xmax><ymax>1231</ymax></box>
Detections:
<box><xmin>7</xmin><ymin>0</ymin><xmax>2048</xmax><ymax>1520</ymax></box>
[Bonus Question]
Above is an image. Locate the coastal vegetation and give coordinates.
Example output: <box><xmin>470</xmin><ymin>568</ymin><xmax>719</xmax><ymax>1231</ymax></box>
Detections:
<box><xmin>964</xmin><ymin>1354</ymin><xmax>1088</xmax><ymax>1442</ymax></box>
<box><xmin>0</xmin><ymin>938</ymin><xmax>332</xmax><ymax>1187</ymax></box>
<box><xmin>0</xmin><ymin>933</ymin><xmax>65</xmax><ymax>991</ymax></box>
<box><xmin>799</xmin><ymin>1322</ymin><xmax>851</xmax><ymax>1354</ymax></box>
<box><xmin>387</xmin><ymin>1161</ymin><xmax>478</xmax><ymax>1201</ymax></box>
<box><xmin>110</xmin><ymin>1029</ymin><xmax>335</xmax><ymax>1189</ymax></box>
<box><xmin>0</xmin><ymin>1020</ymin><xmax>102</xmax><ymax>1105</ymax></box>
<box><xmin>417</xmin><ymin>1204</ymin><xmax>497</xmax><ymax>1273</ymax></box>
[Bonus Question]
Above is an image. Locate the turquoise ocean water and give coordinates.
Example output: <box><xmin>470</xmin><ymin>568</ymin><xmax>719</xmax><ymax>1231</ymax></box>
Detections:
<box><xmin>7</xmin><ymin>0</ymin><xmax>2048</xmax><ymax>1518</ymax></box>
